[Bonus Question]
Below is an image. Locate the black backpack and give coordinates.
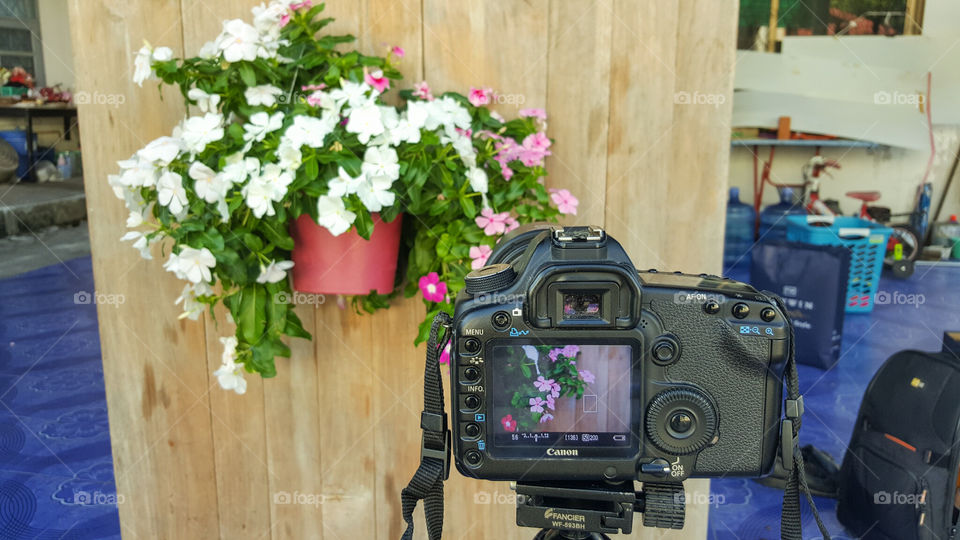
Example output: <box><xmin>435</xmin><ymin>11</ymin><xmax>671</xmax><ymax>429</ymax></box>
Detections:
<box><xmin>837</xmin><ymin>347</ymin><xmax>960</xmax><ymax>540</ymax></box>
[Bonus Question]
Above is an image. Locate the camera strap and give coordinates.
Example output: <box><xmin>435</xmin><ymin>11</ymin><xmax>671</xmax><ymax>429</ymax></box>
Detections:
<box><xmin>401</xmin><ymin>311</ymin><xmax>452</xmax><ymax>540</ymax></box>
<box><xmin>773</xmin><ymin>294</ymin><xmax>832</xmax><ymax>540</ymax></box>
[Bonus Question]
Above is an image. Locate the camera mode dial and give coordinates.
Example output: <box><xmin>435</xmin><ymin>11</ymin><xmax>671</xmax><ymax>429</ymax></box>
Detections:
<box><xmin>464</xmin><ymin>264</ymin><xmax>517</xmax><ymax>295</ymax></box>
<box><xmin>645</xmin><ymin>388</ymin><xmax>718</xmax><ymax>456</ymax></box>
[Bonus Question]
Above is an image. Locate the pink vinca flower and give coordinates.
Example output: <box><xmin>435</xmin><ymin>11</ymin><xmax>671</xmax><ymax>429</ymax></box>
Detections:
<box><xmin>501</xmin><ymin>414</ymin><xmax>517</xmax><ymax>432</ymax></box>
<box><xmin>468</xmin><ymin>86</ymin><xmax>493</xmax><ymax>107</ymax></box>
<box><xmin>545</xmin><ymin>395</ymin><xmax>556</xmax><ymax>410</ymax></box>
<box><xmin>504</xmin><ymin>216</ymin><xmax>519</xmax><ymax>233</ymax></box>
<box><xmin>519</xmin><ymin>108</ymin><xmax>547</xmax><ymax>121</ymax></box>
<box><xmin>529</xmin><ymin>396</ymin><xmax>547</xmax><ymax>414</ymax></box>
<box><xmin>279</xmin><ymin>13</ymin><xmax>291</xmax><ymax>27</ymax></box>
<box><xmin>364</xmin><ymin>68</ymin><xmax>390</xmax><ymax>93</ymax></box>
<box><xmin>469</xmin><ymin>245</ymin><xmax>493</xmax><ymax>270</ymax></box>
<box><xmin>534</xmin><ymin>376</ymin><xmax>555</xmax><ymax>393</ymax></box>
<box><xmin>290</xmin><ymin>1</ymin><xmax>312</xmax><ymax>10</ymax></box>
<box><xmin>305</xmin><ymin>91</ymin><xmax>325</xmax><ymax>107</ymax></box>
<box><xmin>579</xmin><ymin>369</ymin><xmax>596</xmax><ymax>384</ymax></box>
<box><xmin>548</xmin><ymin>348</ymin><xmax>563</xmax><ymax>362</ymax></box>
<box><xmin>391</xmin><ymin>45</ymin><xmax>405</xmax><ymax>58</ymax></box>
<box><xmin>550</xmin><ymin>382</ymin><xmax>561</xmax><ymax>398</ymax></box>
<box><xmin>475</xmin><ymin>208</ymin><xmax>512</xmax><ymax>236</ymax></box>
<box><xmin>549</xmin><ymin>189</ymin><xmax>579</xmax><ymax>215</ymax></box>
<box><xmin>519</xmin><ymin>132</ymin><xmax>552</xmax><ymax>167</ymax></box>
<box><xmin>412</xmin><ymin>81</ymin><xmax>434</xmax><ymax>101</ymax></box>
<box><xmin>561</xmin><ymin>345</ymin><xmax>580</xmax><ymax>358</ymax></box>
<box><xmin>539</xmin><ymin>413</ymin><xmax>554</xmax><ymax>424</ymax></box>
<box><xmin>418</xmin><ymin>272</ymin><xmax>447</xmax><ymax>303</ymax></box>
<box><xmin>301</xmin><ymin>84</ymin><xmax>326</xmax><ymax>91</ymax></box>
<box><xmin>439</xmin><ymin>342</ymin><xmax>451</xmax><ymax>365</ymax></box>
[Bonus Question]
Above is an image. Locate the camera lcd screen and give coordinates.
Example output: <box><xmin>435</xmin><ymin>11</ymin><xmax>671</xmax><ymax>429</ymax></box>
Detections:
<box><xmin>490</xmin><ymin>344</ymin><xmax>632</xmax><ymax>452</ymax></box>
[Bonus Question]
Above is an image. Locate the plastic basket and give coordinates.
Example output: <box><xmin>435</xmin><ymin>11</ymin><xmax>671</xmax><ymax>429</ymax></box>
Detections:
<box><xmin>785</xmin><ymin>215</ymin><xmax>892</xmax><ymax>313</ymax></box>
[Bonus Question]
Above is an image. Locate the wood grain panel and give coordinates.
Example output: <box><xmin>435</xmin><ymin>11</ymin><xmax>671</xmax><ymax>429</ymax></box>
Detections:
<box><xmin>545</xmin><ymin>0</ymin><xmax>613</xmax><ymax>227</ymax></box>
<box><xmin>67</xmin><ymin>0</ymin><xmax>221</xmax><ymax>538</ymax></box>
<box><xmin>72</xmin><ymin>0</ymin><xmax>738</xmax><ymax>537</ymax></box>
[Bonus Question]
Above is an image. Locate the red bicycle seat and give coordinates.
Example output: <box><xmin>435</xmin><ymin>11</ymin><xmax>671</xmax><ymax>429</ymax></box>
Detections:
<box><xmin>845</xmin><ymin>190</ymin><xmax>882</xmax><ymax>202</ymax></box>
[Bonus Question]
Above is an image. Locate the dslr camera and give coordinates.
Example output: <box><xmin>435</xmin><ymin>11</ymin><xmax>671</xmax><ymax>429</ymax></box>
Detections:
<box><xmin>449</xmin><ymin>225</ymin><xmax>791</xmax><ymax>533</ymax></box>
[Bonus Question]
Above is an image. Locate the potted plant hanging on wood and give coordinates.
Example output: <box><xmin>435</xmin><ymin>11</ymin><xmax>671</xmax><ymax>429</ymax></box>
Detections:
<box><xmin>113</xmin><ymin>0</ymin><xmax>579</xmax><ymax>393</ymax></box>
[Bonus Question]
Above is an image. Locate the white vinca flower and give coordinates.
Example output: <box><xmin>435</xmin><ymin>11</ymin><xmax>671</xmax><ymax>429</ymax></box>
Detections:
<box><xmin>256</xmin><ymin>259</ymin><xmax>294</xmax><ymax>284</ymax></box>
<box><xmin>188</xmin><ymin>161</ymin><xmax>230</xmax><ymax>204</ymax></box>
<box><xmin>132</xmin><ymin>43</ymin><xmax>173</xmax><ymax>86</ymax></box>
<box><xmin>164</xmin><ymin>246</ymin><xmax>216</xmax><ymax>284</ymax></box>
<box><xmin>198</xmin><ymin>40</ymin><xmax>218</xmax><ymax>60</ymax></box>
<box><xmin>466</xmin><ymin>167</ymin><xmax>488</xmax><ymax>194</ymax></box>
<box><xmin>175</xmin><ymin>281</ymin><xmax>212</xmax><ymax>321</ymax></box>
<box><xmin>257</xmin><ymin>163</ymin><xmax>294</xmax><ymax>201</ymax></box>
<box><xmin>180</xmin><ymin>113</ymin><xmax>224</xmax><ymax>154</ymax></box>
<box><xmin>215</xmin><ymin>19</ymin><xmax>260</xmax><ymax>63</ymax></box>
<box><xmin>251</xmin><ymin>2</ymin><xmax>286</xmax><ymax>33</ymax></box>
<box><xmin>284</xmin><ymin>113</ymin><xmax>336</xmax><ymax>148</ymax></box>
<box><xmin>437</xmin><ymin>96</ymin><xmax>472</xmax><ymax>129</ymax></box>
<box><xmin>361</xmin><ymin>146</ymin><xmax>400</xmax><ymax>181</ymax></box>
<box><xmin>120</xmin><ymin>230</ymin><xmax>153</xmax><ymax>260</ymax></box>
<box><xmin>327</xmin><ymin>166</ymin><xmax>364</xmax><ymax>197</ymax></box>
<box><xmin>316</xmin><ymin>195</ymin><xmax>356</xmax><ymax>236</ymax></box>
<box><xmin>330</xmin><ymin>79</ymin><xmax>373</xmax><ymax>109</ymax></box>
<box><xmin>276</xmin><ymin>138</ymin><xmax>302</xmax><ymax>171</ymax></box>
<box><xmin>156</xmin><ymin>170</ymin><xmax>188</xmax><ymax>215</ymax></box>
<box><xmin>115</xmin><ymin>156</ymin><xmax>158</xmax><ymax>188</ymax></box>
<box><xmin>242</xmin><ymin>111</ymin><xmax>284</xmax><ymax>144</ymax></box>
<box><xmin>357</xmin><ymin>175</ymin><xmax>395</xmax><ymax>212</ymax></box>
<box><xmin>214</xmin><ymin>336</ymin><xmax>247</xmax><ymax>394</ymax></box>
<box><xmin>138</xmin><ymin>136</ymin><xmax>182</xmax><ymax>167</ymax></box>
<box><xmin>346</xmin><ymin>102</ymin><xmax>384</xmax><ymax>144</ymax></box>
<box><xmin>242</xmin><ymin>178</ymin><xmax>276</xmax><ymax>218</ymax></box>
<box><xmin>244</xmin><ymin>84</ymin><xmax>284</xmax><ymax>107</ymax></box>
<box><xmin>405</xmin><ymin>101</ymin><xmax>429</xmax><ymax>130</ymax></box>
<box><xmin>187</xmin><ymin>88</ymin><xmax>221</xmax><ymax>113</ymax></box>
<box><xmin>221</xmin><ymin>153</ymin><xmax>259</xmax><ymax>185</ymax></box>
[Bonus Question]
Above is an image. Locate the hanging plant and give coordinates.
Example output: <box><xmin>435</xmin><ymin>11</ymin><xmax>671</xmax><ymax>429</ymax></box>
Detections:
<box><xmin>113</xmin><ymin>1</ymin><xmax>578</xmax><ymax>394</ymax></box>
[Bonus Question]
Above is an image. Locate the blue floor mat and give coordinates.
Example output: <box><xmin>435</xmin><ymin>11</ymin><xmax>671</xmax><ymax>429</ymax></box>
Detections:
<box><xmin>1</xmin><ymin>257</ymin><xmax>957</xmax><ymax>539</ymax></box>
<box><xmin>0</xmin><ymin>257</ymin><xmax>120</xmax><ymax>540</ymax></box>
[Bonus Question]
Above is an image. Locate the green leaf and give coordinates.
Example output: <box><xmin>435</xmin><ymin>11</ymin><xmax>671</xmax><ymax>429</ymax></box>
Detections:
<box><xmin>520</xmin><ymin>363</ymin><xmax>532</xmax><ymax>378</ymax></box>
<box><xmin>237</xmin><ymin>63</ymin><xmax>256</xmax><ymax>86</ymax></box>
<box><xmin>284</xmin><ymin>311</ymin><xmax>312</xmax><ymax>339</ymax></box>
<box><xmin>237</xmin><ymin>285</ymin><xmax>267</xmax><ymax>344</ymax></box>
<box><xmin>353</xmin><ymin>208</ymin><xmax>374</xmax><ymax>240</ymax></box>
<box><xmin>459</xmin><ymin>195</ymin><xmax>476</xmax><ymax>219</ymax></box>
<box><xmin>259</xmin><ymin>219</ymin><xmax>295</xmax><ymax>250</ymax></box>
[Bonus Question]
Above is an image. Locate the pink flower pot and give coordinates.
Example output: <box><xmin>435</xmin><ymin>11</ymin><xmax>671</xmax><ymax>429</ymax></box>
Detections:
<box><xmin>290</xmin><ymin>213</ymin><xmax>403</xmax><ymax>295</ymax></box>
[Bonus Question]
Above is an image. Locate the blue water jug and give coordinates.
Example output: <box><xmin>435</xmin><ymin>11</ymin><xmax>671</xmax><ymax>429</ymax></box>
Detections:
<box><xmin>724</xmin><ymin>187</ymin><xmax>756</xmax><ymax>271</ymax></box>
<box><xmin>759</xmin><ymin>188</ymin><xmax>804</xmax><ymax>242</ymax></box>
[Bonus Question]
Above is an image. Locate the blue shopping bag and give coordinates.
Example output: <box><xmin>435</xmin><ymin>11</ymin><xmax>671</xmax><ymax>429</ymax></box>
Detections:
<box><xmin>751</xmin><ymin>240</ymin><xmax>850</xmax><ymax>369</ymax></box>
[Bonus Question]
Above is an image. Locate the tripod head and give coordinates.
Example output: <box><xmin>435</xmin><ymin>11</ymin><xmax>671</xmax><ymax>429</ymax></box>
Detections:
<box><xmin>514</xmin><ymin>480</ymin><xmax>686</xmax><ymax>538</ymax></box>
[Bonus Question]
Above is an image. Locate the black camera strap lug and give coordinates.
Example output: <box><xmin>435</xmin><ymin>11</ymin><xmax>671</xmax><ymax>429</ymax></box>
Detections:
<box><xmin>401</xmin><ymin>311</ymin><xmax>454</xmax><ymax>540</ymax></box>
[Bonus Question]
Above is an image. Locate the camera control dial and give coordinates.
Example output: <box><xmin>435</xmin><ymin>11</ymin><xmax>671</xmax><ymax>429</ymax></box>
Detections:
<box><xmin>464</xmin><ymin>263</ymin><xmax>517</xmax><ymax>295</ymax></box>
<box><xmin>645</xmin><ymin>388</ymin><xmax>718</xmax><ymax>456</ymax></box>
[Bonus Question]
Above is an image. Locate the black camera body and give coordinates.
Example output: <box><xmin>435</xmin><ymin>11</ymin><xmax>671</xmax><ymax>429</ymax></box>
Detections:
<box><xmin>450</xmin><ymin>225</ymin><xmax>789</xmax><ymax>484</ymax></box>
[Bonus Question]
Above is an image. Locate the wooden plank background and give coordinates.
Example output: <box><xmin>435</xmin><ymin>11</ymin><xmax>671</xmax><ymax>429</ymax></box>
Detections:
<box><xmin>67</xmin><ymin>0</ymin><xmax>738</xmax><ymax>538</ymax></box>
